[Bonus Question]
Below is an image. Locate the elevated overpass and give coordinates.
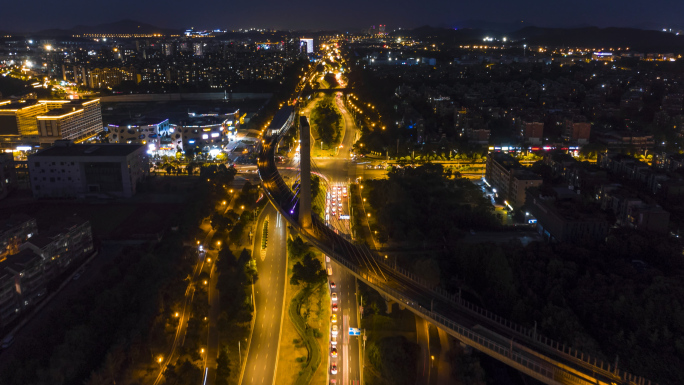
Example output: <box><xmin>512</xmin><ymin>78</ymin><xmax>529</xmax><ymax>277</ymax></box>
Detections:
<box><xmin>256</xmin><ymin>119</ymin><xmax>656</xmax><ymax>385</ymax></box>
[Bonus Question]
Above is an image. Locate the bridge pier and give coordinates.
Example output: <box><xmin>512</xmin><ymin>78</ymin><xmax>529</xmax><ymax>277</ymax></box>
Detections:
<box><xmin>299</xmin><ymin>116</ymin><xmax>312</xmax><ymax>229</ymax></box>
<box><xmin>385</xmin><ymin>299</ymin><xmax>394</xmax><ymax>313</ymax></box>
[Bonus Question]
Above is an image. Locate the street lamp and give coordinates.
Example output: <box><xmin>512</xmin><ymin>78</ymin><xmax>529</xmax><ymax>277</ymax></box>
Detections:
<box><xmin>367</xmin><ymin>213</ymin><xmax>371</xmax><ymax>218</ymax></box>
<box><xmin>157</xmin><ymin>356</ymin><xmax>164</xmax><ymax>368</ymax></box>
<box><xmin>174</xmin><ymin>312</ymin><xmax>179</xmax><ymax>317</ymax></box>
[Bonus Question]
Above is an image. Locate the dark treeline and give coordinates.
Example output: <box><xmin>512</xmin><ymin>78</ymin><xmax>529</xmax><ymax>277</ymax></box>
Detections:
<box><xmin>364</xmin><ymin>163</ymin><xmax>499</xmax><ymax>244</ymax></box>
<box><xmin>439</xmin><ymin>230</ymin><xmax>684</xmax><ymax>384</ymax></box>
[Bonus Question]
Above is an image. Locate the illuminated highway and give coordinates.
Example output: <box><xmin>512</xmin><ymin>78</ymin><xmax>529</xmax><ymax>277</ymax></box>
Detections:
<box><xmin>240</xmin><ymin>204</ymin><xmax>287</xmax><ymax>385</ymax></box>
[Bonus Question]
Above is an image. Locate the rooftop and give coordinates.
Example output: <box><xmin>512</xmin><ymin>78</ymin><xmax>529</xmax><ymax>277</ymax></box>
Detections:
<box><xmin>29</xmin><ymin>141</ymin><xmax>144</xmax><ymax>158</ymax></box>
<box><xmin>268</xmin><ymin>106</ymin><xmax>294</xmax><ymax>130</ymax></box>
<box><xmin>108</xmin><ymin>117</ymin><xmax>169</xmax><ymax>127</ymax></box>
<box><xmin>513</xmin><ymin>169</ymin><xmax>543</xmax><ymax>181</ymax></box>
<box><xmin>0</xmin><ymin>100</ymin><xmax>39</xmax><ymax>111</ymax></box>
<box><xmin>40</xmin><ymin>107</ymin><xmax>83</xmax><ymax>117</ymax></box>
<box><xmin>489</xmin><ymin>152</ymin><xmax>520</xmax><ymax>171</ymax></box>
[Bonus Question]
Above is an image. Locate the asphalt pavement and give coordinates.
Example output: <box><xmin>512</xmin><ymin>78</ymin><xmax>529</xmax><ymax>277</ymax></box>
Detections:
<box><xmin>240</xmin><ymin>204</ymin><xmax>288</xmax><ymax>385</ymax></box>
<box><xmin>328</xmin><ymin>262</ymin><xmax>362</xmax><ymax>385</ymax></box>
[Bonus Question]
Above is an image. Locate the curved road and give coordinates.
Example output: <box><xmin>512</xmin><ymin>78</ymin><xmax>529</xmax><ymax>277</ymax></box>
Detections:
<box><xmin>240</xmin><ymin>204</ymin><xmax>288</xmax><ymax>385</ymax></box>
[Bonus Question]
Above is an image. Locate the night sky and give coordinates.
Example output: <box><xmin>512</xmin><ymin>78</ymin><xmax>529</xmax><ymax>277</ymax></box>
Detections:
<box><xmin>1</xmin><ymin>0</ymin><xmax>681</xmax><ymax>33</ymax></box>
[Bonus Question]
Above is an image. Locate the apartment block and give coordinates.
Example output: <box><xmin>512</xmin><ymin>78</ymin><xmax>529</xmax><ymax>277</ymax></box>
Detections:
<box><xmin>485</xmin><ymin>152</ymin><xmax>542</xmax><ymax>207</ymax></box>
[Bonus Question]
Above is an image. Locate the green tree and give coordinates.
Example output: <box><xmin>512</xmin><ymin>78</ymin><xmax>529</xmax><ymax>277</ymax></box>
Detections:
<box><xmin>310</xmin><ymin>98</ymin><xmax>342</xmax><ymax>146</ymax></box>
<box><xmin>287</xmin><ymin>236</ymin><xmax>310</xmax><ymax>260</ymax></box>
<box><xmin>215</xmin><ymin>347</ymin><xmax>231</xmax><ymax>385</ymax></box>
<box><xmin>290</xmin><ymin>252</ymin><xmax>326</xmax><ymax>287</ymax></box>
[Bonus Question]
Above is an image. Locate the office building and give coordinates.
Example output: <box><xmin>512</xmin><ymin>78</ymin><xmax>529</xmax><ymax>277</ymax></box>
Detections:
<box><xmin>300</xmin><ymin>38</ymin><xmax>314</xmax><ymax>54</ymax></box>
<box><xmin>485</xmin><ymin>152</ymin><xmax>543</xmax><ymax>207</ymax></box>
<box><xmin>36</xmin><ymin>99</ymin><xmax>103</xmax><ymax>145</ymax></box>
<box><xmin>28</xmin><ymin>140</ymin><xmax>149</xmax><ymax>198</ymax></box>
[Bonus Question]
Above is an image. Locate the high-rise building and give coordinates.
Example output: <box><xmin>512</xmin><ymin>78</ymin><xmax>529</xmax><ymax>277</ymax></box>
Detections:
<box><xmin>163</xmin><ymin>42</ymin><xmax>175</xmax><ymax>56</ymax></box>
<box><xmin>36</xmin><ymin>99</ymin><xmax>103</xmax><ymax>145</ymax></box>
<box><xmin>300</xmin><ymin>38</ymin><xmax>314</xmax><ymax>54</ymax></box>
<box><xmin>88</xmin><ymin>67</ymin><xmax>137</xmax><ymax>89</ymax></box>
<box><xmin>193</xmin><ymin>42</ymin><xmax>204</xmax><ymax>56</ymax></box>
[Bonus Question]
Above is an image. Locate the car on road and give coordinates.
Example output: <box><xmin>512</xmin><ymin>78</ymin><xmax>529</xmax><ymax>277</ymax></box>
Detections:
<box><xmin>330</xmin><ymin>380</ymin><xmax>337</xmax><ymax>385</ymax></box>
<box><xmin>330</xmin><ymin>281</ymin><xmax>335</xmax><ymax>288</ymax></box>
<box><xmin>332</xmin><ymin>324</ymin><xmax>338</xmax><ymax>336</ymax></box>
<box><xmin>72</xmin><ymin>273</ymin><xmax>81</xmax><ymax>281</ymax></box>
<box><xmin>331</xmin><ymin>347</ymin><xmax>338</xmax><ymax>357</ymax></box>
<box><xmin>331</xmin><ymin>363</ymin><xmax>337</xmax><ymax>374</ymax></box>
<box><xmin>331</xmin><ymin>292</ymin><xmax>337</xmax><ymax>301</ymax></box>
<box><xmin>332</xmin><ymin>303</ymin><xmax>338</xmax><ymax>312</ymax></box>
<box><xmin>331</xmin><ymin>335</ymin><xmax>337</xmax><ymax>345</ymax></box>
<box><xmin>331</xmin><ymin>314</ymin><xmax>338</xmax><ymax>323</ymax></box>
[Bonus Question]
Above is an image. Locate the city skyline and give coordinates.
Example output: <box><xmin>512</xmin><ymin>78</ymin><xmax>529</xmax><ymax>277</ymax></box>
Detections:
<box><xmin>2</xmin><ymin>0</ymin><xmax>684</xmax><ymax>34</ymax></box>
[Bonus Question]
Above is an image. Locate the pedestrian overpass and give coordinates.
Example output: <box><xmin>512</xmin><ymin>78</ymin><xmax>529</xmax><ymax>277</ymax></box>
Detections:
<box><xmin>256</xmin><ymin>117</ymin><xmax>656</xmax><ymax>385</ymax></box>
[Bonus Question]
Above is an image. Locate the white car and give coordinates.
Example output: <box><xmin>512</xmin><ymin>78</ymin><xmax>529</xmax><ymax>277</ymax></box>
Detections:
<box><xmin>332</xmin><ymin>324</ymin><xmax>338</xmax><ymax>336</ymax></box>
<box><xmin>331</xmin><ymin>292</ymin><xmax>337</xmax><ymax>302</ymax></box>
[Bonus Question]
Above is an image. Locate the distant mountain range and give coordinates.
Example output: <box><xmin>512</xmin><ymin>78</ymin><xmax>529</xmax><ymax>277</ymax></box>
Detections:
<box><xmin>393</xmin><ymin>25</ymin><xmax>684</xmax><ymax>52</ymax></box>
<box><xmin>32</xmin><ymin>20</ymin><xmax>179</xmax><ymax>37</ymax></box>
